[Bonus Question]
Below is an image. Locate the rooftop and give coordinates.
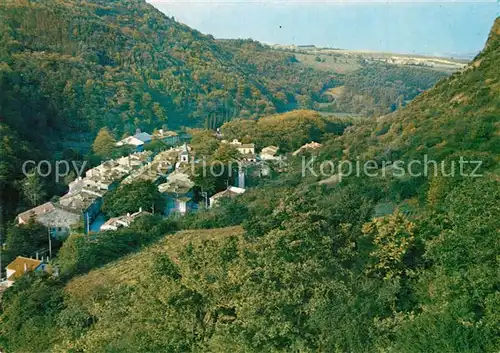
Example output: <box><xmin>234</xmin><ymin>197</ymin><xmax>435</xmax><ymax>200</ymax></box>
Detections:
<box><xmin>17</xmin><ymin>202</ymin><xmax>56</xmax><ymax>224</ymax></box>
<box><xmin>158</xmin><ymin>172</ymin><xmax>194</xmax><ymax>194</ymax></box>
<box><xmin>6</xmin><ymin>256</ymin><xmax>42</xmax><ymax>281</ymax></box>
<box><xmin>134</xmin><ymin>132</ymin><xmax>153</xmax><ymax>143</ymax></box>
<box><xmin>59</xmin><ymin>188</ymin><xmax>104</xmax><ymax>212</ymax></box>
<box><xmin>211</xmin><ymin>186</ymin><xmax>246</xmax><ymax>201</ymax></box>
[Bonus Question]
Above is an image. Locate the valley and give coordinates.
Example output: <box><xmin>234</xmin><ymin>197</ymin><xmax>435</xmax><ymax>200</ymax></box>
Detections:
<box><xmin>0</xmin><ymin>1</ymin><xmax>498</xmax><ymax>352</ymax></box>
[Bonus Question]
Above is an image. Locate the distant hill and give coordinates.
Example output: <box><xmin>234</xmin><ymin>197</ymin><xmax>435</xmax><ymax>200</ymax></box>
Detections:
<box><xmin>0</xmin><ymin>0</ymin><xmax>338</xmax><ymax>140</ymax></box>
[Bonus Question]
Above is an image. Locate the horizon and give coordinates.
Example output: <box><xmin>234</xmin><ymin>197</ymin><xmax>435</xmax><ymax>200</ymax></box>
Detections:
<box><xmin>148</xmin><ymin>0</ymin><xmax>498</xmax><ymax>58</ymax></box>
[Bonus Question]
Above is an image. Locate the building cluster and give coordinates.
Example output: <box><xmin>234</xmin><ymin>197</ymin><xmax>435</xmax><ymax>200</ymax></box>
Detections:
<box><xmin>15</xmin><ymin>151</ymin><xmax>154</xmax><ymax>239</ymax></box>
<box><xmin>159</xmin><ymin>171</ymin><xmax>196</xmax><ymax>215</ymax></box>
<box><xmin>14</xmin><ymin>129</ymin><xmax>196</xmax><ymax>241</ymax></box>
<box><xmin>116</xmin><ymin>128</ymin><xmax>190</xmax><ymax>152</ymax></box>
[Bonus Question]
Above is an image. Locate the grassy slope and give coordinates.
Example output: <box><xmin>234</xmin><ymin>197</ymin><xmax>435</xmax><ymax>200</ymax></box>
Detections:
<box><xmin>66</xmin><ymin>226</ymin><xmax>243</xmax><ymax>295</ymax></box>
<box><xmin>53</xmin><ymin>226</ymin><xmax>244</xmax><ymax>351</ymax></box>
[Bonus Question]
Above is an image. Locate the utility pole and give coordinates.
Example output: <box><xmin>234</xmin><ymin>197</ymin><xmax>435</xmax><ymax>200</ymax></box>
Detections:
<box><xmin>47</xmin><ymin>224</ymin><xmax>53</xmax><ymax>260</ymax></box>
<box><xmin>201</xmin><ymin>191</ymin><xmax>208</xmax><ymax>209</ymax></box>
<box><xmin>86</xmin><ymin>212</ymin><xmax>90</xmax><ymax>235</ymax></box>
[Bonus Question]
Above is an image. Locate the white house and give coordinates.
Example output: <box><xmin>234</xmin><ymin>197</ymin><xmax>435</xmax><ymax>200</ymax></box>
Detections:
<box><xmin>228</xmin><ymin>139</ymin><xmax>256</xmax><ymax>155</ymax></box>
<box><xmin>260</xmin><ymin>145</ymin><xmax>280</xmax><ymax>160</ymax></box>
<box><xmin>100</xmin><ymin>208</ymin><xmax>149</xmax><ymax>231</ymax></box>
<box><xmin>210</xmin><ymin>186</ymin><xmax>246</xmax><ymax>208</ymax></box>
<box><xmin>116</xmin><ymin>136</ymin><xmax>145</xmax><ymax>150</ymax></box>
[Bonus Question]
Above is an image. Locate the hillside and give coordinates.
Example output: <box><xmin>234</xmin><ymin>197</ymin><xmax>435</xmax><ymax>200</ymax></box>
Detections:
<box><xmin>325</xmin><ymin>17</ymin><xmax>500</xmax><ymax>166</ymax></box>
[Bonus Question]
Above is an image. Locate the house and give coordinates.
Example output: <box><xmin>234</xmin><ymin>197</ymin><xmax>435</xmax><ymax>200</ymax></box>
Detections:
<box><xmin>3</xmin><ymin>257</ymin><xmax>46</xmax><ymax>288</ymax></box>
<box><xmin>210</xmin><ymin>186</ymin><xmax>246</xmax><ymax>208</ymax></box>
<box><xmin>134</xmin><ymin>131</ymin><xmax>153</xmax><ymax>144</ymax></box>
<box><xmin>260</xmin><ymin>145</ymin><xmax>280</xmax><ymax>160</ymax></box>
<box><xmin>59</xmin><ymin>188</ymin><xmax>105</xmax><ymax>232</ymax></box>
<box><xmin>115</xmin><ymin>151</ymin><xmax>153</xmax><ymax>170</ymax></box>
<box><xmin>122</xmin><ymin>162</ymin><xmax>164</xmax><ymax>185</ymax></box>
<box><xmin>36</xmin><ymin>207</ymin><xmax>81</xmax><ymax>239</ymax></box>
<box><xmin>116</xmin><ymin>130</ymin><xmax>153</xmax><ymax>151</ymax></box>
<box><xmin>153</xmin><ymin>129</ymin><xmax>180</xmax><ymax>145</ymax></box>
<box><xmin>158</xmin><ymin>172</ymin><xmax>195</xmax><ymax>215</ymax></box>
<box><xmin>225</xmin><ymin>139</ymin><xmax>256</xmax><ymax>161</ymax></box>
<box><xmin>100</xmin><ymin>208</ymin><xmax>150</xmax><ymax>231</ymax></box>
<box><xmin>229</xmin><ymin>139</ymin><xmax>256</xmax><ymax>155</ymax></box>
<box><xmin>116</xmin><ymin>136</ymin><xmax>146</xmax><ymax>151</ymax></box>
<box><xmin>17</xmin><ymin>202</ymin><xmax>56</xmax><ymax>225</ymax></box>
<box><xmin>292</xmin><ymin>142</ymin><xmax>323</xmax><ymax>156</ymax></box>
<box><xmin>17</xmin><ymin>202</ymin><xmax>80</xmax><ymax>239</ymax></box>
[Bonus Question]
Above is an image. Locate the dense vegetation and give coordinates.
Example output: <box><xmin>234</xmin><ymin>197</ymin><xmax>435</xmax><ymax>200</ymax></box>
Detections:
<box><xmin>332</xmin><ymin>64</ymin><xmax>449</xmax><ymax>116</ymax></box>
<box><xmin>0</xmin><ymin>1</ymin><xmax>498</xmax><ymax>351</ymax></box>
<box><xmin>220</xmin><ymin>109</ymin><xmax>351</xmax><ymax>152</ymax></box>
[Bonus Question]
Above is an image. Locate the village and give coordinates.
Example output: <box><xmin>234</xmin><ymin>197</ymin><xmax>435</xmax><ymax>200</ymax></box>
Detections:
<box><xmin>1</xmin><ymin>127</ymin><xmax>323</xmax><ymax>289</ymax></box>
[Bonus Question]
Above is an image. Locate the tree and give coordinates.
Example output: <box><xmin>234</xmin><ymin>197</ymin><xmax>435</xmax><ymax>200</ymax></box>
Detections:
<box><xmin>362</xmin><ymin>211</ymin><xmax>416</xmax><ymax>280</ymax></box>
<box><xmin>189</xmin><ymin>129</ymin><xmax>220</xmax><ymax>158</ymax></box>
<box><xmin>21</xmin><ymin>173</ymin><xmax>47</xmax><ymax>207</ymax></box>
<box><xmin>102</xmin><ymin>181</ymin><xmax>164</xmax><ymax>217</ymax></box>
<box><xmin>192</xmin><ymin>144</ymin><xmax>241</xmax><ymax>194</ymax></box>
<box><xmin>92</xmin><ymin>128</ymin><xmax>117</xmax><ymax>158</ymax></box>
<box><xmin>4</xmin><ymin>221</ymin><xmax>54</xmax><ymax>264</ymax></box>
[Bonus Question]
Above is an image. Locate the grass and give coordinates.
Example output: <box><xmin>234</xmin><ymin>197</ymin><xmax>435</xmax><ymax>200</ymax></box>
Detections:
<box><xmin>294</xmin><ymin>53</ymin><xmax>362</xmax><ymax>73</ymax></box>
<box><xmin>65</xmin><ymin>226</ymin><xmax>244</xmax><ymax>299</ymax></box>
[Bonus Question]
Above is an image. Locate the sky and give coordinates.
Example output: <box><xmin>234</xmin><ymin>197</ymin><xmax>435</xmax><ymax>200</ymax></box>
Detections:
<box><xmin>148</xmin><ymin>0</ymin><xmax>498</xmax><ymax>57</ymax></box>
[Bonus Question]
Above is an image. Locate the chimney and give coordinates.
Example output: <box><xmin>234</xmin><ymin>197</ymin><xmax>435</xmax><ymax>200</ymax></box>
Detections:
<box><xmin>24</xmin><ymin>262</ymin><xmax>28</xmax><ymax>273</ymax></box>
<box><xmin>127</xmin><ymin>213</ymin><xmax>131</xmax><ymax>217</ymax></box>
<box><xmin>36</xmin><ymin>252</ymin><xmax>39</xmax><ymax>260</ymax></box>
<box><xmin>139</xmin><ymin>207</ymin><xmax>142</xmax><ymax>213</ymax></box>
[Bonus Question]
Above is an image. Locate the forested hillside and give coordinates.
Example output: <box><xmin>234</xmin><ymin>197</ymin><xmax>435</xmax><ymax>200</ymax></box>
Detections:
<box><xmin>1</xmin><ymin>16</ymin><xmax>498</xmax><ymax>353</ymax></box>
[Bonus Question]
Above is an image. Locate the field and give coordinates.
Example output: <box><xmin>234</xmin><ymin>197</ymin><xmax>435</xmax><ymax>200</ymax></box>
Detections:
<box><xmin>66</xmin><ymin>226</ymin><xmax>244</xmax><ymax>298</ymax></box>
<box><xmin>277</xmin><ymin>46</ymin><xmax>467</xmax><ymax>74</ymax></box>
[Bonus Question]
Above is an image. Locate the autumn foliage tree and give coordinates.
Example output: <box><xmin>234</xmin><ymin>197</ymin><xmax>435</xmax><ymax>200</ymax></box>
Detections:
<box><xmin>92</xmin><ymin>128</ymin><xmax>117</xmax><ymax>158</ymax></box>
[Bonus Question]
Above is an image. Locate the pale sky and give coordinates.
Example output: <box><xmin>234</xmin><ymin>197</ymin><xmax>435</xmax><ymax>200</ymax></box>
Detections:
<box><xmin>148</xmin><ymin>0</ymin><xmax>498</xmax><ymax>57</ymax></box>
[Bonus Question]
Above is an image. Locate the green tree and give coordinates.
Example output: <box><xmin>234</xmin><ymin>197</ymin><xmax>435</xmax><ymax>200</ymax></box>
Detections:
<box><xmin>102</xmin><ymin>181</ymin><xmax>163</xmax><ymax>217</ymax></box>
<box><xmin>20</xmin><ymin>173</ymin><xmax>47</xmax><ymax>207</ymax></box>
<box><xmin>189</xmin><ymin>129</ymin><xmax>220</xmax><ymax>158</ymax></box>
<box><xmin>4</xmin><ymin>221</ymin><xmax>53</xmax><ymax>263</ymax></box>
